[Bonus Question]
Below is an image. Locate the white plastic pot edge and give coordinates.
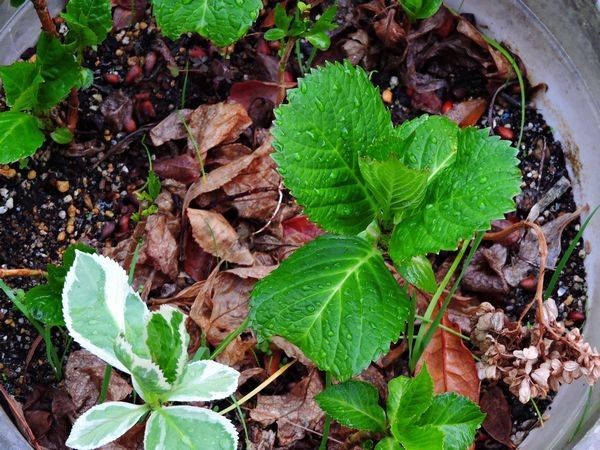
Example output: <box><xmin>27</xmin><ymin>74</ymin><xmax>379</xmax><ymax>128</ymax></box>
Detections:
<box><xmin>444</xmin><ymin>1</ymin><xmax>600</xmax><ymax>449</ymax></box>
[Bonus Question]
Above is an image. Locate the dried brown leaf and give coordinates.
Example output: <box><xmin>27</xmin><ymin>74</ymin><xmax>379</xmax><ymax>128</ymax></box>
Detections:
<box><xmin>100</xmin><ymin>91</ymin><xmax>133</xmax><ymax>132</ymax></box>
<box><xmin>149</xmin><ymin>109</ymin><xmax>192</xmax><ymax>146</ymax></box>
<box><xmin>187</xmin><ymin>102</ymin><xmax>252</xmax><ymax>156</ymax></box>
<box><xmin>444</xmin><ymin>98</ymin><xmax>487</xmax><ymax>128</ymax></box>
<box><xmin>480</xmin><ymin>386</ymin><xmax>513</xmax><ymax>448</ymax></box>
<box><xmin>462</xmin><ymin>244</ymin><xmax>509</xmax><ymax>297</ymax></box>
<box><xmin>416</xmin><ymin>311</ymin><xmax>480</xmax><ymax>403</ymax></box>
<box><xmin>65</xmin><ymin>350</ymin><xmax>132</xmax><ymax>415</ymax></box>
<box><xmin>141</xmin><ymin>212</ymin><xmax>181</xmax><ymax>280</ymax></box>
<box><xmin>250</xmin><ymin>370</ymin><xmax>324</xmax><ymax>447</ymax></box>
<box><xmin>187</xmin><ymin>208</ymin><xmax>254</xmax><ymax>265</ymax></box>
<box><xmin>153</xmin><ymin>154</ymin><xmax>200</xmax><ymax>184</ymax></box>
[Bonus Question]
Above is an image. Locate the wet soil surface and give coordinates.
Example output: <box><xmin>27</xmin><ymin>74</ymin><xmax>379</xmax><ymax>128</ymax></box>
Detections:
<box><xmin>0</xmin><ymin>1</ymin><xmax>590</xmax><ymax>449</ymax></box>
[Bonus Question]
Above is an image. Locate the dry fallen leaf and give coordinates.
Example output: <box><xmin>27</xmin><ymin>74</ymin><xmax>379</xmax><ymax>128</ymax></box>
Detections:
<box><xmin>462</xmin><ymin>244</ymin><xmax>510</xmax><ymax>297</ymax></box>
<box><xmin>149</xmin><ymin>109</ymin><xmax>192</xmax><ymax>146</ymax></box>
<box><xmin>250</xmin><ymin>369</ymin><xmax>324</xmax><ymax>447</ymax></box>
<box><xmin>187</xmin><ymin>102</ymin><xmax>252</xmax><ymax>156</ymax></box>
<box><xmin>416</xmin><ymin>311</ymin><xmax>480</xmax><ymax>403</ymax></box>
<box><xmin>141</xmin><ymin>212</ymin><xmax>181</xmax><ymax>280</ymax></box>
<box><xmin>65</xmin><ymin>350</ymin><xmax>132</xmax><ymax>415</ymax></box>
<box><xmin>187</xmin><ymin>208</ymin><xmax>254</xmax><ymax>265</ymax></box>
<box><xmin>101</xmin><ymin>90</ymin><xmax>133</xmax><ymax>132</ymax></box>
<box><xmin>445</xmin><ymin>98</ymin><xmax>487</xmax><ymax>128</ymax></box>
<box><xmin>153</xmin><ymin>154</ymin><xmax>201</xmax><ymax>185</ymax></box>
<box><xmin>480</xmin><ymin>385</ymin><xmax>513</xmax><ymax>448</ymax></box>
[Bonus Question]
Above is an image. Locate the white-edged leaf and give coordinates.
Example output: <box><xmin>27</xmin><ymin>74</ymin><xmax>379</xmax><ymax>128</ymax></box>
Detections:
<box><xmin>250</xmin><ymin>234</ymin><xmax>411</xmax><ymax>381</ymax></box>
<box><xmin>63</xmin><ymin>251</ymin><xmax>143</xmax><ymax>372</ymax></box>
<box><xmin>114</xmin><ymin>334</ymin><xmax>171</xmax><ymax>403</ymax></box>
<box><xmin>144</xmin><ymin>406</ymin><xmax>239</xmax><ymax>450</ymax></box>
<box><xmin>124</xmin><ymin>292</ymin><xmax>150</xmax><ymax>358</ymax></box>
<box><xmin>66</xmin><ymin>402</ymin><xmax>149</xmax><ymax>450</ymax></box>
<box><xmin>166</xmin><ymin>360</ymin><xmax>239</xmax><ymax>402</ymax></box>
<box><xmin>145</xmin><ymin>305</ymin><xmax>189</xmax><ymax>384</ymax></box>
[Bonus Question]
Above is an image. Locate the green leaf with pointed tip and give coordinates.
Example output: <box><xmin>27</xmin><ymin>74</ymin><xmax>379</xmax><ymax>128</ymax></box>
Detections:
<box><xmin>395</xmin><ymin>424</ymin><xmax>445</xmax><ymax>450</ymax></box>
<box><xmin>387</xmin><ymin>365</ymin><xmax>434</xmax><ymax>433</ymax></box>
<box><xmin>62</xmin><ymin>0</ymin><xmax>112</xmax><ymax>48</ymax></box>
<box><xmin>390</xmin><ymin>127</ymin><xmax>520</xmax><ymax>261</ymax></box>
<box><xmin>399</xmin><ymin>0</ymin><xmax>443</xmax><ymax>21</ymax></box>
<box><xmin>316</xmin><ymin>380</ymin><xmax>387</xmax><ymax>432</ymax></box>
<box><xmin>0</xmin><ymin>62</ymin><xmax>43</xmax><ymax>111</ymax></box>
<box><xmin>273</xmin><ymin>62</ymin><xmax>394</xmax><ymax>234</ymax></box>
<box><xmin>144</xmin><ymin>406</ymin><xmax>238</xmax><ymax>449</ymax></box>
<box><xmin>47</xmin><ymin>243</ymin><xmax>96</xmax><ymax>292</ymax></box>
<box><xmin>146</xmin><ymin>306</ymin><xmax>189</xmax><ymax>384</ymax></box>
<box><xmin>0</xmin><ymin>111</ymin><xmax>44</xmax><ymax>163</ymax></box>
<box><xmin>359</xmin><ymin>157</ymin><xmax>429</xmax><ymax>224</ymax></box>
<box><xmin>375</xmin><ymin>437</ymin><xmax>402</xmax><ymax>450</ymax></box>
<box><xmin>66</xmin><ymin>402</ymin><xmax>149</xmax><ymax>450</ymax></box>
<box><xmin>395</xmin><ymin>255</ymin><xmax>437</xmax><ymax>293</ymax></box>
<box><xmin>152</xmin><ymin>0</ymin><xmax>262</xmax><ymax>47</ymax></box>
<box><xmin>416</xmin><ymin>393</ymin><xmax>486</xmax><ymax>450</ymax></box>
<box><xmin>35</xmin><ymin>33</ymin><xmax>80</xmax><ymax>110</ymax></box>
<box><xmin>250</xmin><ymin>234</ymin><xmax>411</xmax><ymax>381</ymax></box>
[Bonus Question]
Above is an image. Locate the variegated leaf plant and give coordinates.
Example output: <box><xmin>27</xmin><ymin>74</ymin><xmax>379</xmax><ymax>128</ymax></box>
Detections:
<box><xmin>63</xmin><ymin>251</ymin><xmax>240</xmax><ymax>450</ymax></box>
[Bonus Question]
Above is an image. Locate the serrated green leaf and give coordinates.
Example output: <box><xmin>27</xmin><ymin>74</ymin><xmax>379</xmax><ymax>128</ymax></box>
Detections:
<box><xmin>309</xmin><ymin>5</ymin><xmax>338</xmax><ymax>34</ymax></box>
<box><xmin>250</xmin><ymin>234</ymin><xmax>411</xmax><ymax>380</ymax></box>
<box><xmin>62</xmin><ymin>0</ymin><xmax>112</xmax><ymax>48</ymax></box>
<box><xmin>359</xmin><ymin>157</ymin><xmax>428</xmax><ymax>224</ymax></box>
<box><xmin>50</xmin><ymin>127</ymin><xmax>74</xmax><ymax>144</ymax></box>
<box><xmin>375</xmin><ymin>437</ymin><xmax>402</xmax><ymax>450</ymax></box>
<box><xmin>387</xmin><ymin>365</ymin><xmax>434</xmax><ymax>433</ymax></box>
<box><xmin>0</xmin><ymin>62</ymin><xmax>43</xmax><ymax>111</ymax></box>
<box><xmin>273</xmin><ymin>62</ymin><xmax>394</xmax><ymax>234</ymax></box>
<box><xmin>316</xmin><ymin>380</ymin><xmax>387</xmax><ymax>432</ymax></box>
<box><xmin>23</xmin><ymin>285</ymin><xmax>64</xmax><ymax>326</ymax></box>
<box><xmin>77</xmin><ymin>67</ymin><xmax>94</xmax><ymax>89</ymax></box>
<box><xmin>36</xmin><ymin>33</ymin><xmax>80</xmax><ymax>110</ymax></box>
<box><xmin>395</xmin><ymin>255</ymin><xmax>437</xmax><ymax>293</ymax></box>
<box><xmin>390</xmin><ymin>127</ymin><xmax>520</xmax><ymax>261</ymax></box>
<box><xmin>152</xmin><ymin>0</ymin><xmax>262</xmax><ymax>47</ymax></box>
<box><xmin>145</xmin><ymin>306</ymin><xmax>189</xmax><ymax>384</ymax></box>
<box><xmin>66</xmin><ymin>402</ymin><xmax>149</xmax><ymax>450</ymax></box>
<box><xmin>399</xmin><ymin>0</ymin><xmax>443</xmax><ymax>21</ymax></box>
<box><xmin>144</xmin><ymin>406</ymin><xmax>238</xmax><ymax>449</ymax></box>
<box><xmin>416</xmin><ymin>393</ymin><xmax>485</xmax><ymax>450</ymax></box>
<box><xmin>0</xmin><ymin>111</ymin><xmax>44</xmax><ymax>163</ymax></box>
<box><xmin>166</xmin><ymin>360</ymin><xmax>239</xmax><ymax>402</ymax></box>
<box><xmin>395</xmin><ymin>424</ymin><xmax>445</xmax><ymax>450</ymax></box>
<box><xmin>273</xmin><ymin>4</ymin><xmax>291</xmax><ymax>32</ymax></box>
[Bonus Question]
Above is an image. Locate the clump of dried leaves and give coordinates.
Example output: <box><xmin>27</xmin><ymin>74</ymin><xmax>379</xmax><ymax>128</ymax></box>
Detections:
<box><xmin>473</xmin><ymin>298</ymin><xmax>600</xmax><ymax>403</ymax></box>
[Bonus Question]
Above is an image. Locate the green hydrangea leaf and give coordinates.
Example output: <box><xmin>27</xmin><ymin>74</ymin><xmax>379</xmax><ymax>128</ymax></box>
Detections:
<box><xmin>387</xmin><ymin>365</ymin><xmax>434</xmax><ymax>434</ymax></box>
<box><xmin>47</xmin><ymin>243</ymin><xmax>96</xmax><ymax>292</ymax></box>
<box><xmin>390</xmin><ymin>127</ymin><xmax>520</xmax><ymax>261</ymax></box>
<box><xmin>36</xmin><ymin>33</ymin><xmax>80</xmax><ymax>110</ymax></box>
<box><xmin>359</xmin><ymin>157</ymin><xmax>429</xmax><ymax>224</ymax></box>
<box><xmin>416</xmin><ymin>393</ymin><xmax>486</xmax><ymax>450</ymax></box>
<box><xmin>399</xmin><ymin>0</ymin><xmax>443</xmax><ymax>21</ymax></box>
<box><xmin>166</xmin><ymin>360</ymin><xmax>239</xmax><ymax>402</ymax></box>
<box><xmin>50</xmin><ymin>127</ymin><xmax>74</xmax><ymax>145</ymax></box>
<box><xmin>250</xmin><ymin>234</ymin><xmax>411</xmax><ymax>380</ymax></box>
<box><xmin>0</xmin><ymin>111</ymin><xmax>44</xmax><ymax>163</ymax></box>
<box><xmin>23</xmin><ymin>285</ymin><xmax>64</xmax><ymax>326</ymax></box>
<box><xmin>145</xmin><ymin>306</ymin><xmax>189</xmax><ymax>384</ymax></box>
<box><xmin>395</xmin><ymin>255</ymin><xmax>437</xmax><ymax>293</ymax></box>
<box><xmin>273</xmin><ymin>62</ymin><xmax>394</xmax><ymax>234</ymax></box>
<box><xmin>144</xmin><ymin>406</ymin><xmax>238</xmax><ymax>449</ymax></box>
<box><xmin>152</xmin><ymin>0</ymin><xmax>262</xmax><ymax>47</ymax></box>
<box><xmin>375</xmin><ymin>437</ymin><xmax>402</xmax><ymax>450</ymax></box>
<box><xmin>0</xmin><ymin>62</ymin><xmax>43</xmax><ymax>111</ymax></box>
<box><xmin>394</xmin><ymin>424</ymin><xmax>445</xmax><ymax>450</ymax></box>
<box><xmin>316</xmin><ymin>380</ymin><xmax>387</xmax><ymax>432</ymax></box>
<box><xmin>62</xmin><ymin>0</ymin><xmax>112</xmax><ymax>48</ymax></box>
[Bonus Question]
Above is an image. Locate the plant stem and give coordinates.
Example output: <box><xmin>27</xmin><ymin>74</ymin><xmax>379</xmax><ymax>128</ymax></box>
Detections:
<box><xmin>415</xmin><ymin>315</ymin><xmax>469</xmax><ymax>340</ymax></box>
<box><xmin>42</xmin><ymin>327</ymin><xmax>62</xmax><ymax>379</ymax></box>
<box><xmin>0</xmin><ymin>268</ymin><xmax>46</xmax><ymax>278</ymax></box>
<box><xmin>219</xmin><ymin>360</ymin><xmax>295</xmax><ymax>415</ymax></box>
<box><xmin>319</xmin><ymin>372</ymin><xmax>332</xmax><ymax>450</ymax></box>
<box><xmin>210</xmin><ymin>317</ymin><xmax>250</xmax><ymax>360</ymax></box>
<box><xmin>66</xmin><ymin>89</ymin><xmax>80</xmax><ymax>133</ymax></box>
<box><xmin>30</xmin><ymin>0</ymin><xmax>58</xmax><ymax>36</ymax></box>
<box><xmin>98</xmin><ymin>365</ymin><xmax>112</xmax><ymax>404</ymax></box>
<box><xmin>295</xmin><ymin>40</ymin><xmax>305</xmax><ymax>76</ymax></box>
<box><xmin>305</xmin><ymin>47</ymin><xmax>318</xmax><ymax>72</ymax></box>
<box><xmin>277</xmin><ymin>37</ymin><xmax>297</xmax><ymax>104</ymax></box>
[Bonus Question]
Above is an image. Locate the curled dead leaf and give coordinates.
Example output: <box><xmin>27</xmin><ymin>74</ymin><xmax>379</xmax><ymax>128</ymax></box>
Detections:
<box><xmin>480</xmin><ymin>385</ymin><xmax>513</xmax><ymax>448</ymax></box>
<box><xmin>141</xmin><ymin>212</ymin><xmax>181</xmax><ymax>280</ymax></box>
<box><xmin>444</xmin><ymin>98</ymin><xmax>487</xmax><ymax>128</ymax></box>
<box><xmin>187</xmin><ymin>208</ymin><xmax>253</xmax><ymax>265</ymax></box>
<box><xmin>153</xmin><ymin>154</ymin><xmax>200</xmax><ymax>184</ymax></box>
<box><xmin>149</xmin><ymin>109</ymin><xmax>192</xmax><ymax>146</ymax></box>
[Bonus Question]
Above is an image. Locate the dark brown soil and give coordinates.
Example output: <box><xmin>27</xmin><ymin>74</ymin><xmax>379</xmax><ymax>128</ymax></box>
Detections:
<box><xmin>0</xmin><ymin>1</ymin><xmax>590</xmax><ymax>449</ymax></box>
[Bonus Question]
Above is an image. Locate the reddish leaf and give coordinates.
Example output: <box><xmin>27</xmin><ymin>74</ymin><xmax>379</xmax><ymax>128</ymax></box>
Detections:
<box><xmin>416</xmin><ymin>311</ymin><xmax>480</xmax><ymax>403</ymax></box>
<box><xmin>229</xmin><ymin>80</ymin><xmax>282</xmax><ymax>110</ymax></box>
<box><xmin>480</xmin><ymin>386</ymin><xmax>514</xmax><ymax>448</ymax></box>
<box><xmin>444</xmin><ymin>98</ymin><xmax>487</xmax><ymax>128</ymax></box>
<box><xmin>154</xmin><ymin>154</ymin><xmax>200</xmax><ymax>184</ymax></box>
<box><xmin>184</xmin><ymin>232</ymin><xmax>217</xmax><ymax>281</ymax></box>
<box><xmin>282</xmin><ymin>215</ymin><xmax>324</xmax><ymax>244</ymax></box>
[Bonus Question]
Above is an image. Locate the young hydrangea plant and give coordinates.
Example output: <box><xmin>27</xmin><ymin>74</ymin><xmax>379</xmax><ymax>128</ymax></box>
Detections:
<box><xmin>249</xmin><ymin>61</ymin><xmax>521</xmax><ymax>381</ymax></box>
<box><xmin>316</xmin><ymin>366</ymin><xmax>486</xmax><ymax>450</ymax></box>
<box><xmin>151</xmin><ymin>0</ymin><xmax>263</xmax><ymax>48</ymax></box>
<box><xmin>63</xmin><ymin>252</ymin><xmax>240</xmax><ymax>449</ymax></box>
